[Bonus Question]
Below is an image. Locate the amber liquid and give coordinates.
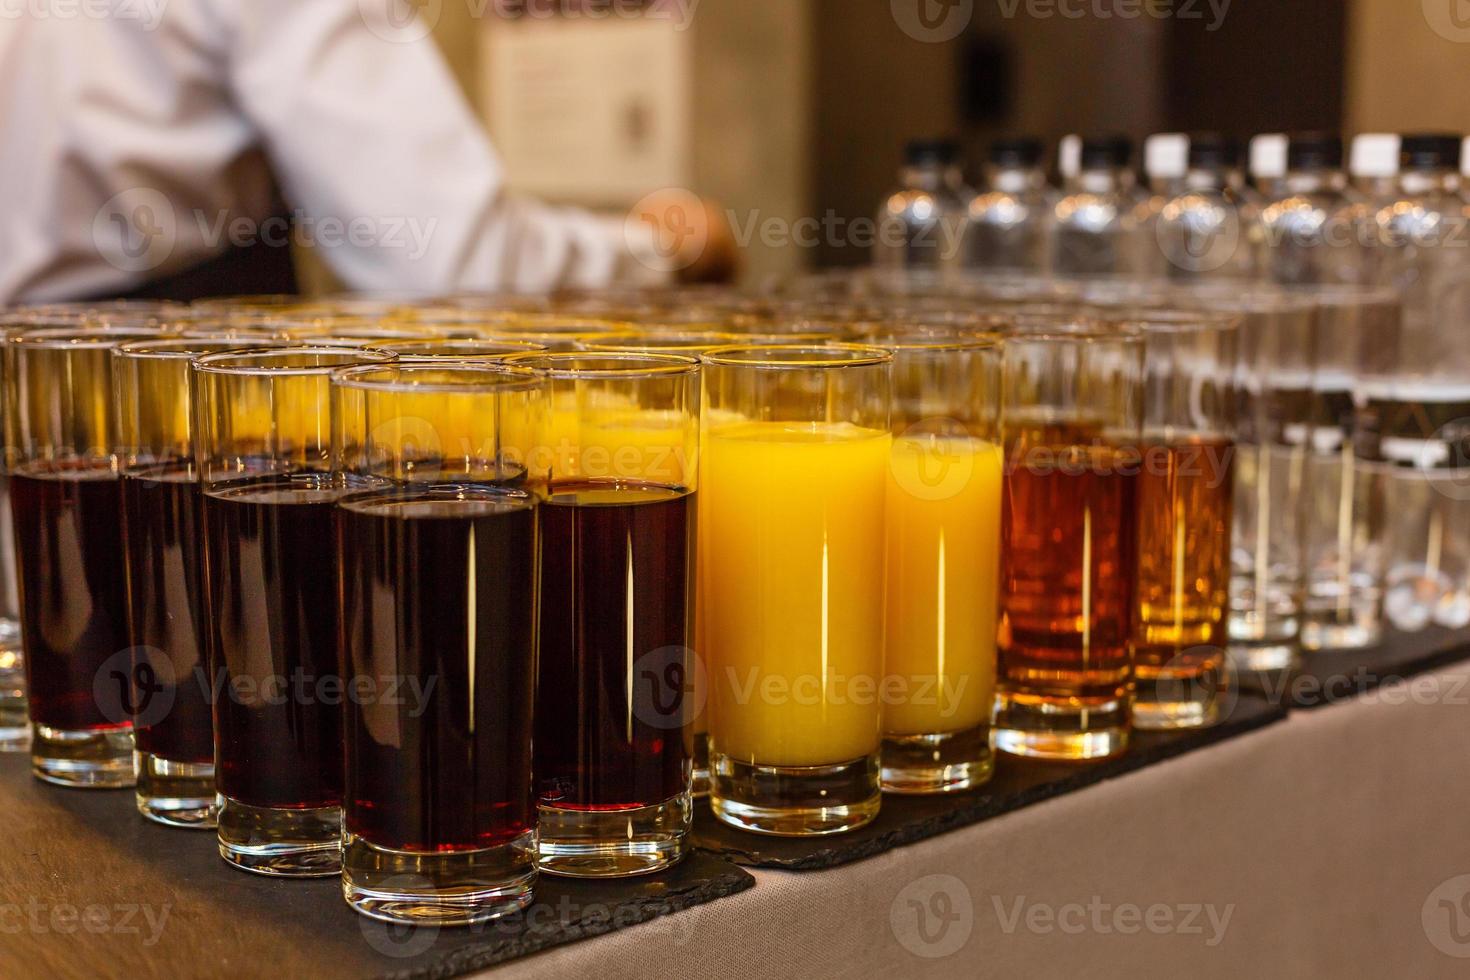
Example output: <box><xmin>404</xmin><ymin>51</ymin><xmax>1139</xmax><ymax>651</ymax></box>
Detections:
<box><xmin>121</xmin><ymin>466</ymin><xmax>214</xmax><ymax>763</ymax></box>
<box><xmin>535</xmin><ymin>482</ymin><xmax>695</xmax><ymax>810</ymax></box>
<box><xmin>1133</xmin><ymin>440</ymin><xmax>1234</xmax><ymax>689</ymax></box>
<box><xmin>11</xmin><ymin>464</ymin><xmax>132</xmax><ymax>733</ymax></box>
<box><xmin>339</xmin><ymin>488</ymin><xmax>539</xmax><ymax>852</ymax></box>
<box><xmin>203</xmin><ymin>474</ymin><xmax>342</xmax><ymax>809</ymax></box>
<box><xmin>997</xmin><ymin>442</ymin><xmax>1139</xmax><ymax>714</ymax></box>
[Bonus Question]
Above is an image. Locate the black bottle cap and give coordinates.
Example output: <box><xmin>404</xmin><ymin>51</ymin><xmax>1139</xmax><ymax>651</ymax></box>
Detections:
<box><xmin>1287</xmin><ymin>132</ymin><xmax>1343</xmax><ymax>170</ymax></box>
<box><xmin>1399</xmin><ymin>133</ymin><xmax>1462</xmax><ymax>170</ymax></box>
<box><xmin>1187</xmin><ymin>132</ymin><xmax>1241</xmax><ymax>170</ymax></box>
<box><xmin>1080</xmin><ymin>135</ymin><xmax>1133</xmax><ymax>169</ymax></box>
<box><xmin>905</xmin><ymin>139</ymin><xmax>961</xmax><ymax>167</ymax></box>
<box><xmin>989</xmin><ymin>137</ymin><xmax>1044</xmax><ymax>168</ymax></box>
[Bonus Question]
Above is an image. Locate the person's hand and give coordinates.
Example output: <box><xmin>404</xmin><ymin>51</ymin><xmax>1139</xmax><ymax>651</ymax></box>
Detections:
<box><xmin>631</xmin><ymin>189</ymin><xmax>740</xmax><ymax>284</ymax></box>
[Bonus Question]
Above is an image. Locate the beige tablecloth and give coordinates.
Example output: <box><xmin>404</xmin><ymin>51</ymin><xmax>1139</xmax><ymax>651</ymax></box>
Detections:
<box><xmin>489</xmin><ymin>661</ymin><xmax>1470</xmax><ymax>979</ymax></box>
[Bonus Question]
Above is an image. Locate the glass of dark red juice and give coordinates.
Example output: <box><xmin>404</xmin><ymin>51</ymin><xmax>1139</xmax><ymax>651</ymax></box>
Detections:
<box><xmin>192</xmin><ymin>345</ymin><xmax>392</xmax><ymax>876</ymax></box>
<box><xmin>114</xmin><ymin>338</ymin><xmax>289</xmax><ymax>827</ymax></box>
<box><xmin>6</xmin><ymin>325</ymin><xmax>174</xmax><ymax>787</ymax></box>
<box><xmin>503</xmin><ymin>351</ymin><xmax>700</xmax><ymax>878</ymax></box>
<box><xmin>333</xmin><ymin>361</ymin><xmax>546</xmax><ymax>924</ymax></box>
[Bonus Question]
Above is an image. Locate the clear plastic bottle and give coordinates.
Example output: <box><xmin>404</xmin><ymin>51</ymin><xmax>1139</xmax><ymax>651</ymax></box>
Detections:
<box><xmin>1152</xmin><ymin>133</ymin><xmax>1261</xmax><ymax>281</ymax></box>
<box><xmin>1046</xmin><ymin>135</ymin><xmax>1147</xmax><ymax>277</ymax></box>
<box><xmin>874</xmin><ymin>139</ymin><xmax>973</xmax><ymax>273</ymax></box>
<box><xmin>1367</xmin><ymin>133</ymin><xmax>1470</xmax><ymax>632</ymax></box>
<box><xmin>1346</xmin><ymin>133</ymin><xmax>1400</xmax><ymax>286</ymax></box>
<box><xmin>1259</xmin><ymin>132</ymin><xmax>1364</xmax><ymax>285</ymax></box>
<box><xmin>960</xmin><ymin>137</ymin><xmax>1053</xmax><ymax>273</ymax></box>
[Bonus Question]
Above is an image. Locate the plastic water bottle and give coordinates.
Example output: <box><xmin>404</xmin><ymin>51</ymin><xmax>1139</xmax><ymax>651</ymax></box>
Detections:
<box><xmin>1259</xmin><ymin>132</ymin><xmax>1363</xmax><ymax>285</ymax></box>
<box><xmin>874</xmin><ymin>139</ymin><xmax>973</xmax><ymax>273</ymax></box>
<box><xmin>1248</xmin><ymin>133</ymin><xmax>1287</xmax><ymax>199</ymax></box>
<box><xmin>1152</xmin><ymin>133</ymin><xmax>1261</xmax><ymax>281</ymax></box>
<box><xmin>960</xmin><ymin>137</ymin><xmax>1053</xmax><ymax>272</ymax></box>
<box><xmin>1046</xmin><ymin>135</ymin><xmax>1147</xmax><ymax>277</ymax></box>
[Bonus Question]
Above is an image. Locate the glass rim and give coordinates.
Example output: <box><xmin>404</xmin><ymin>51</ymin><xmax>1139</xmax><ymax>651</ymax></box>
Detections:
<box><xmin>1286</xmin><ymin>283</ymin><xmax>1402</xmax><ymax>308</ymax></box>
<box><xmin>997</xmin><ymin>319</ymin><xmax>1139</xmax><ymax>344</ymax></box>
<box><xmin>700</xmin><ymin>343</ymin><xmax>893</xmax><ymax>368</ymax></box>
<box><xmin>865</xmin><ymin>331</ymin><xmax>1003</xmax><ymax>353</ymax></box>
<box><xmin>9</xmin><ymin>326</ymin><xmax>175</xmax><ymax>348</ymax></box>
<box><xmin>114</xmin><ymin>337</ymin><xmax>288</xmax><ymax>360</ymax></box>
<box><xmin>330</xmin><ymin>361</ymin><xmax>542</xmax><ymax>394</ymax></box>
<box><xmin>193</xmin><ymin>345</ymin><xmax>396</xmax><ymax>375</ymax></box>
<box><xmin>378</xmin><ymin>338</ymin><xmax>548</xmax><ymax>358</ymax></box>
<box><xmin>1097</xmin><ymin>309</ymin><xmax>1243</xmax><ymax>335</ymax></box>
<box><xmin>500</xmin><ymin>350</ymin><xmax>701</xmax><ymax>379</ymax></box>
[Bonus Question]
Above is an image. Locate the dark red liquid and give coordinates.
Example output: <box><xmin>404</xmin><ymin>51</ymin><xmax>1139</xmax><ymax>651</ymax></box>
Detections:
<box><xmin>340</xmin><ymin>488</ymin><xmax>538</xmax><ymax>852</ymax></box>
<box><xmin>121</xmin><ymin>467</ymin><xmax>214</xmax><ymax>763</ymax></box>
<box><xmin>535</xmin><ymin>482</ymin><xmax>695</xmax><ymax>810</ymax></box>
<box><xmin>203</xmin><ymin>474</ymin><xmax>342</xmax><ymax>809</ymax></box>
<box><xmin>11</xmin><ymin>465</ymin><xmax>132</xmax><ymax>732</ymax></box>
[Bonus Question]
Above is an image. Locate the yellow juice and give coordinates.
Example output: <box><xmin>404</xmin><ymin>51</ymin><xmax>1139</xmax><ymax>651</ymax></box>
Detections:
<box><xmin>704</xmin><ymin>419</ymin><xmax>891</xmax><ymax>767</ymax></box>
<box><xmin>883</xmin><ymin>435</ymin><xmax>1003</xmax><ymax>736</ymax></box>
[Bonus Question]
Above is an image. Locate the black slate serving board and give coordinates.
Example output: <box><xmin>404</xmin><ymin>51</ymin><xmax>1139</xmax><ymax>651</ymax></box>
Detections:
<box><xmin>1234</xmin><ymin>626</ymin><xmax>1470</xmax><ymax>710</ymax></box>
<box><xmin>691</xmin><ymin>691</ymin><xmax>1285</xmax><ymax>871</ymax></box>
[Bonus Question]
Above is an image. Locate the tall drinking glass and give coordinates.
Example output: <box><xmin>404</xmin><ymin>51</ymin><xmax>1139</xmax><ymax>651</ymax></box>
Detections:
<box><xmin>1126</xmin><ymin>312</ymin><xmax>1238</xmax><ymax>729</ymax></box>
<box><xmin>505</xmin><ymin>352</ymin><xmax>700</xmax><ymax>877</ymax></box>
<box><xmin>7</xmin><ymin>328</ymin><xmax>168</xmax><ymax>785</ymax></box>
<box><xmin>1176</xmin><ymin>287</ymin><xmax>1316</xmax><ymax>672</ymax></box>
<box><xmin>115</xmin><ymin>339</ymin><xmax>281</xmax><ymax>826</ymax></box>
<box><xmin>877</xmin><ymin>336</ymin><xmax>1003</xmax><ymax>792</ymax></box>
<box><xmin>994</xmin><ymin>323</ymin><xmax>1144</xmax><ymax>760</ymax></box>
<box><xmin>702</xmin><ymin>345</ymin><xmax>892</xmax><ymax>835</ymax></box>
<box><xmin>334</xmin><ymin>363</ymin><xmax>544</xmax><ymax>922</ymax></box>
<box><xmin>1297</xmin><ymin>286</ymin><xmax>1400</xmax><ymax>649</ymax></box>
<box><xmin>193</xmin><ymin>346</ymin><xmax>393</xmax><ymax>876</ymax></box>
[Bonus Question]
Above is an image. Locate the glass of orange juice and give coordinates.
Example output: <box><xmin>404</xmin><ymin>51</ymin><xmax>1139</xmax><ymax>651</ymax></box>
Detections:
<box><xmin>701</xmin><ymin>345</ymin><xmax>892</xmax><ymax>836</ymax></box>
<box><xmin>875</xmin><ymin>334</ymin><xmax>1003</xmax><ymax>793</ymax></box>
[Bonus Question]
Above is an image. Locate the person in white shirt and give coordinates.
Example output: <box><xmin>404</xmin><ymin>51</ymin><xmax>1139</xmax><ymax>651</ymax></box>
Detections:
<box><xmin>0</xmin><ymin>0</ymin><xmax>734</xmax><ymax>303</ymax></box>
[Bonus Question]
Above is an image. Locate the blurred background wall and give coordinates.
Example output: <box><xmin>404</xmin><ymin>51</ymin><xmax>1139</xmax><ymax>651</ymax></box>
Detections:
<box><xmin>407</xmin><ymin>0</ymin><xmax>1458</xmax><ymax>284</ymax></box>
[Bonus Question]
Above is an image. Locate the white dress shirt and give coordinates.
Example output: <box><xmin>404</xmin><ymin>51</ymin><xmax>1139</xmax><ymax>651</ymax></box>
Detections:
<box><xmin>0</xmin><ymin>0</ymin><xmax>660</xmax><ymax>303</ymax></box>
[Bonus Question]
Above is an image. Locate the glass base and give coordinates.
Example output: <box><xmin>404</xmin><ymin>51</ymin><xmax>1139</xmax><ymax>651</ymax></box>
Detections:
<box><xmin>136</xmin><ymin>752</ymin><xmax>219</xmax><ymax>829</ymax></box>
<box><xmin>1301</xmin><ymin>619</ymin><xmax>1381</xmax><ymax>652</ymax></box>
<box><xmin>217</xmin><ymin>798</ymin><xmax>342</xmax><ymax>877</ymax></box>
<box><xmin>880</xmin><ymin>725</ymin><xmax>993</xmax><ymax>794</ymax></box>
<box><xmin>31</xmin><ymin>724</ymin><xmax>135</xmax><ymax>788</ymax></box>
<box><xmin>536</xmin><ymin>795</ymin><xmax>690</xmax><ymax>878</ymax></box>
<box><xmin>0</xmin><ymin>647</ymin><xmax>30</xmax><ymax>753</ymax></box>
<box><xmin>1229</xmin><ymin>641</ymin><xmax>1299</xmax><ymax>674</ymax></box>
<box><xmin>1134</xmin><ymin>658</ymin><xmax>1226</xmax><ymax>731</ymax></box>
<box><xmin>709</xmin><ymin>752</ymin><xmax>880</xmax><ymax>836</ymax></box>
<box><xmin>692</xmin><ymin>731</ymin><xmax>711</xmax><ymax>798</ymax></box>
<box><xmin>343</xmin><ymin>831</ymin><xmax>536</xmax><ymax>925</ymax></box>
<box><xmin>992</xmin><ymin>694</ymin><xmax>1129</xmax><ymax>761</ymax></box>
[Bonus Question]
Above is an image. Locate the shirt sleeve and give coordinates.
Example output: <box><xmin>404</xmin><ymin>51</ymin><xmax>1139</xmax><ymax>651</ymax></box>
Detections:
<box><xmin>208</xmin><ymin>0</ymin><xmax>665</xmax><ymax>293</ymax></box>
